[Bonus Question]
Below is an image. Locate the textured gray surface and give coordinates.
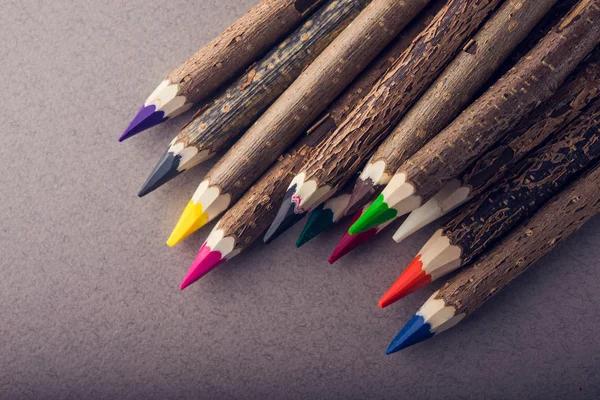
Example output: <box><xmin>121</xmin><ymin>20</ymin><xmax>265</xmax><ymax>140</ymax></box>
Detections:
<box><xmin>1</xmin><ymin>1</ymin><xmax>600</xmax><ymax>399</ymax></box>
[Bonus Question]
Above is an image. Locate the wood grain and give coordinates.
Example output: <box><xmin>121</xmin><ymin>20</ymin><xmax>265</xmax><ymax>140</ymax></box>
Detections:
<box><xmin>461</xmin><ymin>48</ymin><xmax>600</xmax><ymax>198</ymax></box>
<box><xmin>300</xmin><ymin>0</ymin><xmax>503</xmax><ymax>190</ymax></box>
<box><xmin>177</xmin><ymin>0</ymin><xmax>369</xmax><ymax>154</ymax></box>
<box><xmin>444</xmin><ymin>99</ymin><xmax>600</xmax><ymax>266</ymax></box>
<box><xmin>369</xmin><ymin>0</ymin><xmax>558</xmax><ymax>179</ymax></box>
<box><xmin>400</xmin><ymin>0</ymin><xmax>600</xmax><ymax>202</ymax></box>
<box><xmin>167</xmin><ymin>0</ymin><xmax>325</xmax><ymax>104</ymax></box>
<box><xmin>203</xmin><ymin>0</ymin><xmax>432</xmax><ymax>201</ymax></box>
<box><xmin>438</xmin><ymin>160</ymin><xmax>600</xmax><ymax>317</ymax></box>
<box><xmin>307</xmin><ymin>0</ymin><xmax>447</xmax><ymax>140</ymax></box>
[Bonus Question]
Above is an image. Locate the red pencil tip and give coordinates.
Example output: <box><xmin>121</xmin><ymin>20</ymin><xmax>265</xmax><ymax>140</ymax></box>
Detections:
<box><xmin>378</xmin><ymin>255</ymin><xmax>431</xmax><ymax>307</ymax></box>
<box><xmin>179</xmin><ymin>244</ymin><xmax>225</xmax><ymax>290</ymax></box>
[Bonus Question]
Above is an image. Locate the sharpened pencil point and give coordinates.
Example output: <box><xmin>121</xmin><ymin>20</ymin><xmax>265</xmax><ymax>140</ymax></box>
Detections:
<box><xmin>349</xmin><ymin>194</ymin><xmax>396</xmax><ymax>234</ymax></box>
<box><xmin>180</xmin><ymin>243</ymin><xmax>225</xmax><ymax>290</ymax></box>
<box><xmin>138</xmin><ymin>150</ymin><xmax>182</xmax><ymax>197</ymax></box>
<box><xmin>345</xmin><ymin>178</ymin><xmax>378</xmax><ymax>217</ymax></box>
<box><xmin>379</xmin><ymin>255</ymin><xmax>431</xmax><ymax>307</ymax></box>
<box><xmin>296</xmin><ymin>204</ymin><xmax>334</xmax><ymax>247</ymax></box>
<box><xmin>386</xmin><ymin>314</ymin><xmax>433</xmax><ymax>354</ymax></box>
<box><xmin>329</xmin><ymin>209</ymin><xmax>377</xmax><ymax>263</ymax></box>
<box><xmin>265</xmin><ymin>186</ymin><xmax>305</xmax><ymax>244</ymax></box>
<box><xmin>167</xmin><ymin>200</ymin><xmax>209</xmax><ymax>247</ymax></box>
<box><xmin>120</xmin><ymin>104</ymin><xmax>166</xmax><ymax>141</ymax></box>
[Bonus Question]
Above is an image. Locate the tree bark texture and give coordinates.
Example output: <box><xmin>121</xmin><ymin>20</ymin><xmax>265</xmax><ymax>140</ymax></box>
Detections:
<box><xmin>400</xmin><ymin>0</ymin><xmax>600</xmax><ymax>202</ymax></box>
<box><xmin>177</xmin><ymin>0</ymin><xmax>370</xmax><ymax>155</ymax></box>
<box><xmin>204</xmin><ymin>0</ymin><xmax>432</xmax><ymax>201</ymax></box>
<box><xmin>444</xmin><ymin>99</ymin><xmax>600</xmax><ymax>266</ymax></box>
<box><xmin>300</xmin><ymin>0</ymin><xmax>504</xmax><ymax>191</ymax></box>
<box><xmin>307</xmin><ymin>0</ymin><xmax>447</xmax><ymax>141</ymax></box>
<box><xmin>461</xmin><ymin>48</ymin><xmax>600</xmax><ymax>198</ymax></box>
<box><xmin>369</xmin><ymin>0</ymin><xmax>558</xmax><ymax>179</ymax></box>
<box><xmin>438</xmin><ymin>161</ymin><xmax>600</xmax><ymax>316</ymax></box>
<box><xmin>167</xmin><ymin>0</ymin><xmax>326</xmax><ymax>104</ymax></box>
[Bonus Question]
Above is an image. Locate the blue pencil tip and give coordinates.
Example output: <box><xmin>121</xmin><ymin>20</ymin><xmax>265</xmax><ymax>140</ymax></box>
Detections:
<box><xmin>119</xmin><ymin>104</ymin><xmax>166</xmax><ymax>141</ymax></box>
<box><xmin>386</xmin><ymin>314</ymin><xmax>434</xmax><ymax>354</ymax></box>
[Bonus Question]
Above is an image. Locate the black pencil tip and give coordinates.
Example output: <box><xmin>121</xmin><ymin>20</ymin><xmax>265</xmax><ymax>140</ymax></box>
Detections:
<box><xmin>264</xmin><ymin>185</ymin><xmax>305</xmax><ymax>244</ymax></box>
<box><xmin>138</xmin><ymin>150</ymin><xmax>182</xmax><ymax>197</ymax></box>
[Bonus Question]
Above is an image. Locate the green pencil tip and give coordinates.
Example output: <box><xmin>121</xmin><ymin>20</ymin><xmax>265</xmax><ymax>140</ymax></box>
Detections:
<box><xmin>349</xmin><ymin>194</ymin><xmax>397</xmax><ymax>234</ymax></box>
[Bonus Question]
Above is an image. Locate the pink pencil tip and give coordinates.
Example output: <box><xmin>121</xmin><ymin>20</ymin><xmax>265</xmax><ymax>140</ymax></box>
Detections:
<box><xmin>179</xmin><ymin>243</ymin><xmax>225</xmax><ymax>290</ymax></box>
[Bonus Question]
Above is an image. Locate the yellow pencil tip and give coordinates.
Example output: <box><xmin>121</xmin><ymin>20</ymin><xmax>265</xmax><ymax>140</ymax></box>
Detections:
<box><xmin>167</xmin><ymin>200</ymin><xmax>209</xmax><ymax>246</ymax></box>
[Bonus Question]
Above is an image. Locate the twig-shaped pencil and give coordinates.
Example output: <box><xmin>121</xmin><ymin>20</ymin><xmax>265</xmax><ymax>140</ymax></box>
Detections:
<box><xmin>167</xmin><ymin>0</ymin><xmax>432</xmax><ymax>246</ymax></box>
<box><xmin>300</xmin><ymin>0</ymin><xmax>447</xmax><ymax>153</ymax></box>
<box><xmin>387</xmin><ymin>161</ymin><xmax>600</xmax><ymax>353</ymax></box>
<box><xmin>394</xmin><ymin>49</ymin><xmax>600</xmax><ymax>243</ymax></box>
<box><xmin>139</xmin><ymin>0</ymin><xmax>370</xmax><ymax>196</ymax></box>
<box><xmin>269</xmin><ymin>0</ymin><xmax>504</xmax><ymax>237</ymax></box>
<box><xmin>347</xmin><ymin>0</ymin><xmax>557</xmax><ymax>214</ymax></box>
<box><xmin>351</xmin><ymin>0</ymin><xmax>600</xmax><ymax>234</ymax></box>
<box><xmin>120</xmin><ymin>0</ymin><xmax>325</xmax><ymax>141</ymax></box>
<box><xmin>380</xmin><ymin>100</ymin><xmax>600</xmax><ymax>307</ymax></box>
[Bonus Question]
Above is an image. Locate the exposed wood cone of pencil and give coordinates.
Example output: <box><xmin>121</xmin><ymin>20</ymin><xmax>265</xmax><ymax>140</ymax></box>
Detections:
<box><xmin>139</xmin><ymin>0</ymin><xmax>370</xmax><ymax>196</ymax></box>
<box><xmin>394</xmin><ymin>48</ymin><xmax>600</xmax><ymax>244</ymax></box>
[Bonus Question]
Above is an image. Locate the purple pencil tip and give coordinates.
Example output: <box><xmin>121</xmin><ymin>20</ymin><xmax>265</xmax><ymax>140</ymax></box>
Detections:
<box><xmin>119</xmin><ymin>104</ymin><xmax>166</xmax><ymax>141</ymax></box>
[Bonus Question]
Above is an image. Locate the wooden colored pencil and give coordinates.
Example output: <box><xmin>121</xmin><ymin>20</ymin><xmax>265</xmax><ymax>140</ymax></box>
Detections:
<box><xmin>179</xmin><ymin>114</ymin><xmax>333</xmax><ymax>289</ymax></box>
<box><xmin>180</xmin><ymin>4</ymin><xmax>444</xmax><ymax>284</ymax></box>
<box><xmin>120</xmin><ymin>0</ymin><xmax>326</xmax><ymax>141</ymax></box>
<box><xmin>379</xmin><ymin>100</ymin><xmax>600</xmax><ymax>308</ymax></box>
<box><xmin>347</xmin><ymin>0</ymin><xmax>557</xmax><ymax>215</ymax></box>
<box><xmin>273</xmin><ymin>0</ymin><xmax>448</xmax><ymax>244</ymax></box>
<box><xmin>269</xmin><ymin>0</ymin><xmax>504</xmax><ymax>238</ymax></box>
<box><xmin>394</xmin><ymin>49</ymin><xmax>600</xmax><ymax>243</ymax></box>
<box><xmin>387</xmin><ymin>161</ymin><xmax>600</xmax><ymax>353</ymax></box>
<box><xmin>138</xmin><ymin>0</ymin><xmax>370</xmax><ymax>196</ymax></box>
<box><xmin>167</xmin><ymin>0</ymin><xmax>433</xmax><ymax>246</ymax></box>
<box><xmin>351</xmin><ymin>0</ymin><xmax>600</xmax><ymax>235</ymax></box>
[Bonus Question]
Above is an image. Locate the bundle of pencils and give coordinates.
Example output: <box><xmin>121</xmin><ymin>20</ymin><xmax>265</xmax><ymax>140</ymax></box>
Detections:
<box><xmin>121</xmin><ymin>0</ymin><xmax>600</xmax><ymax>354</ymax></box>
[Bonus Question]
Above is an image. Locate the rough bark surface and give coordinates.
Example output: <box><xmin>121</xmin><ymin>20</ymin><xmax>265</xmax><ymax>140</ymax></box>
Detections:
<box><xmin>308</xmin><ymin>0</ymin><xmax>447</xmax><ymax>141</ymax></box>
<box><xmin>204</xmin><ymin>0</ymin><xmax>431</xmax><ymax>202</ymax></box>
<box><xmin>300</xmin><ymin>0</ymin><xmax>503</xmax><ymax>191</ymax></box>
<box><xmin>462</xmin><ymin>48</ymin><xmax>600</xmax><ymax>198</ymax></box>
<box><xmin>400</xmin><ymin>0</ymin><xmax>600</xmax><ymax>202</ymax></box>
<box><xmin>167</xmin><ymin>0</ymin><xmax>325</xmax><ymax>104</ymax></box>
<box><xmin>370</xmin><ymin>0</ymin><xmax>558</xmax><ymax>178</ymax></box>
<box><xmin>438</xmin><ymin>161</ymin><xmax>600</xmax><ymax>316</ymax></box>
<box><xmin>216</xmin><ymin>124</ymin><xmax>330</xmax><ymax>248</ymax></box>
<box><xmin>444</xmin><ymin>100</ymin><xmax>600</xmax><ymax>266</ymax></box>
<box><xmin>177</xmin><ymin>0</ymin><xmax>369</xmax><ymax>153</ymax></box>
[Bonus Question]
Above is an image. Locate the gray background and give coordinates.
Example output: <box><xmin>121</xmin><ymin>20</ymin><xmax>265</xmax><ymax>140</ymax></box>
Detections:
<box><xmin>2</xmin><ymin>0</ymin><xmax>600</xmax><ymax>398</ymax></box>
